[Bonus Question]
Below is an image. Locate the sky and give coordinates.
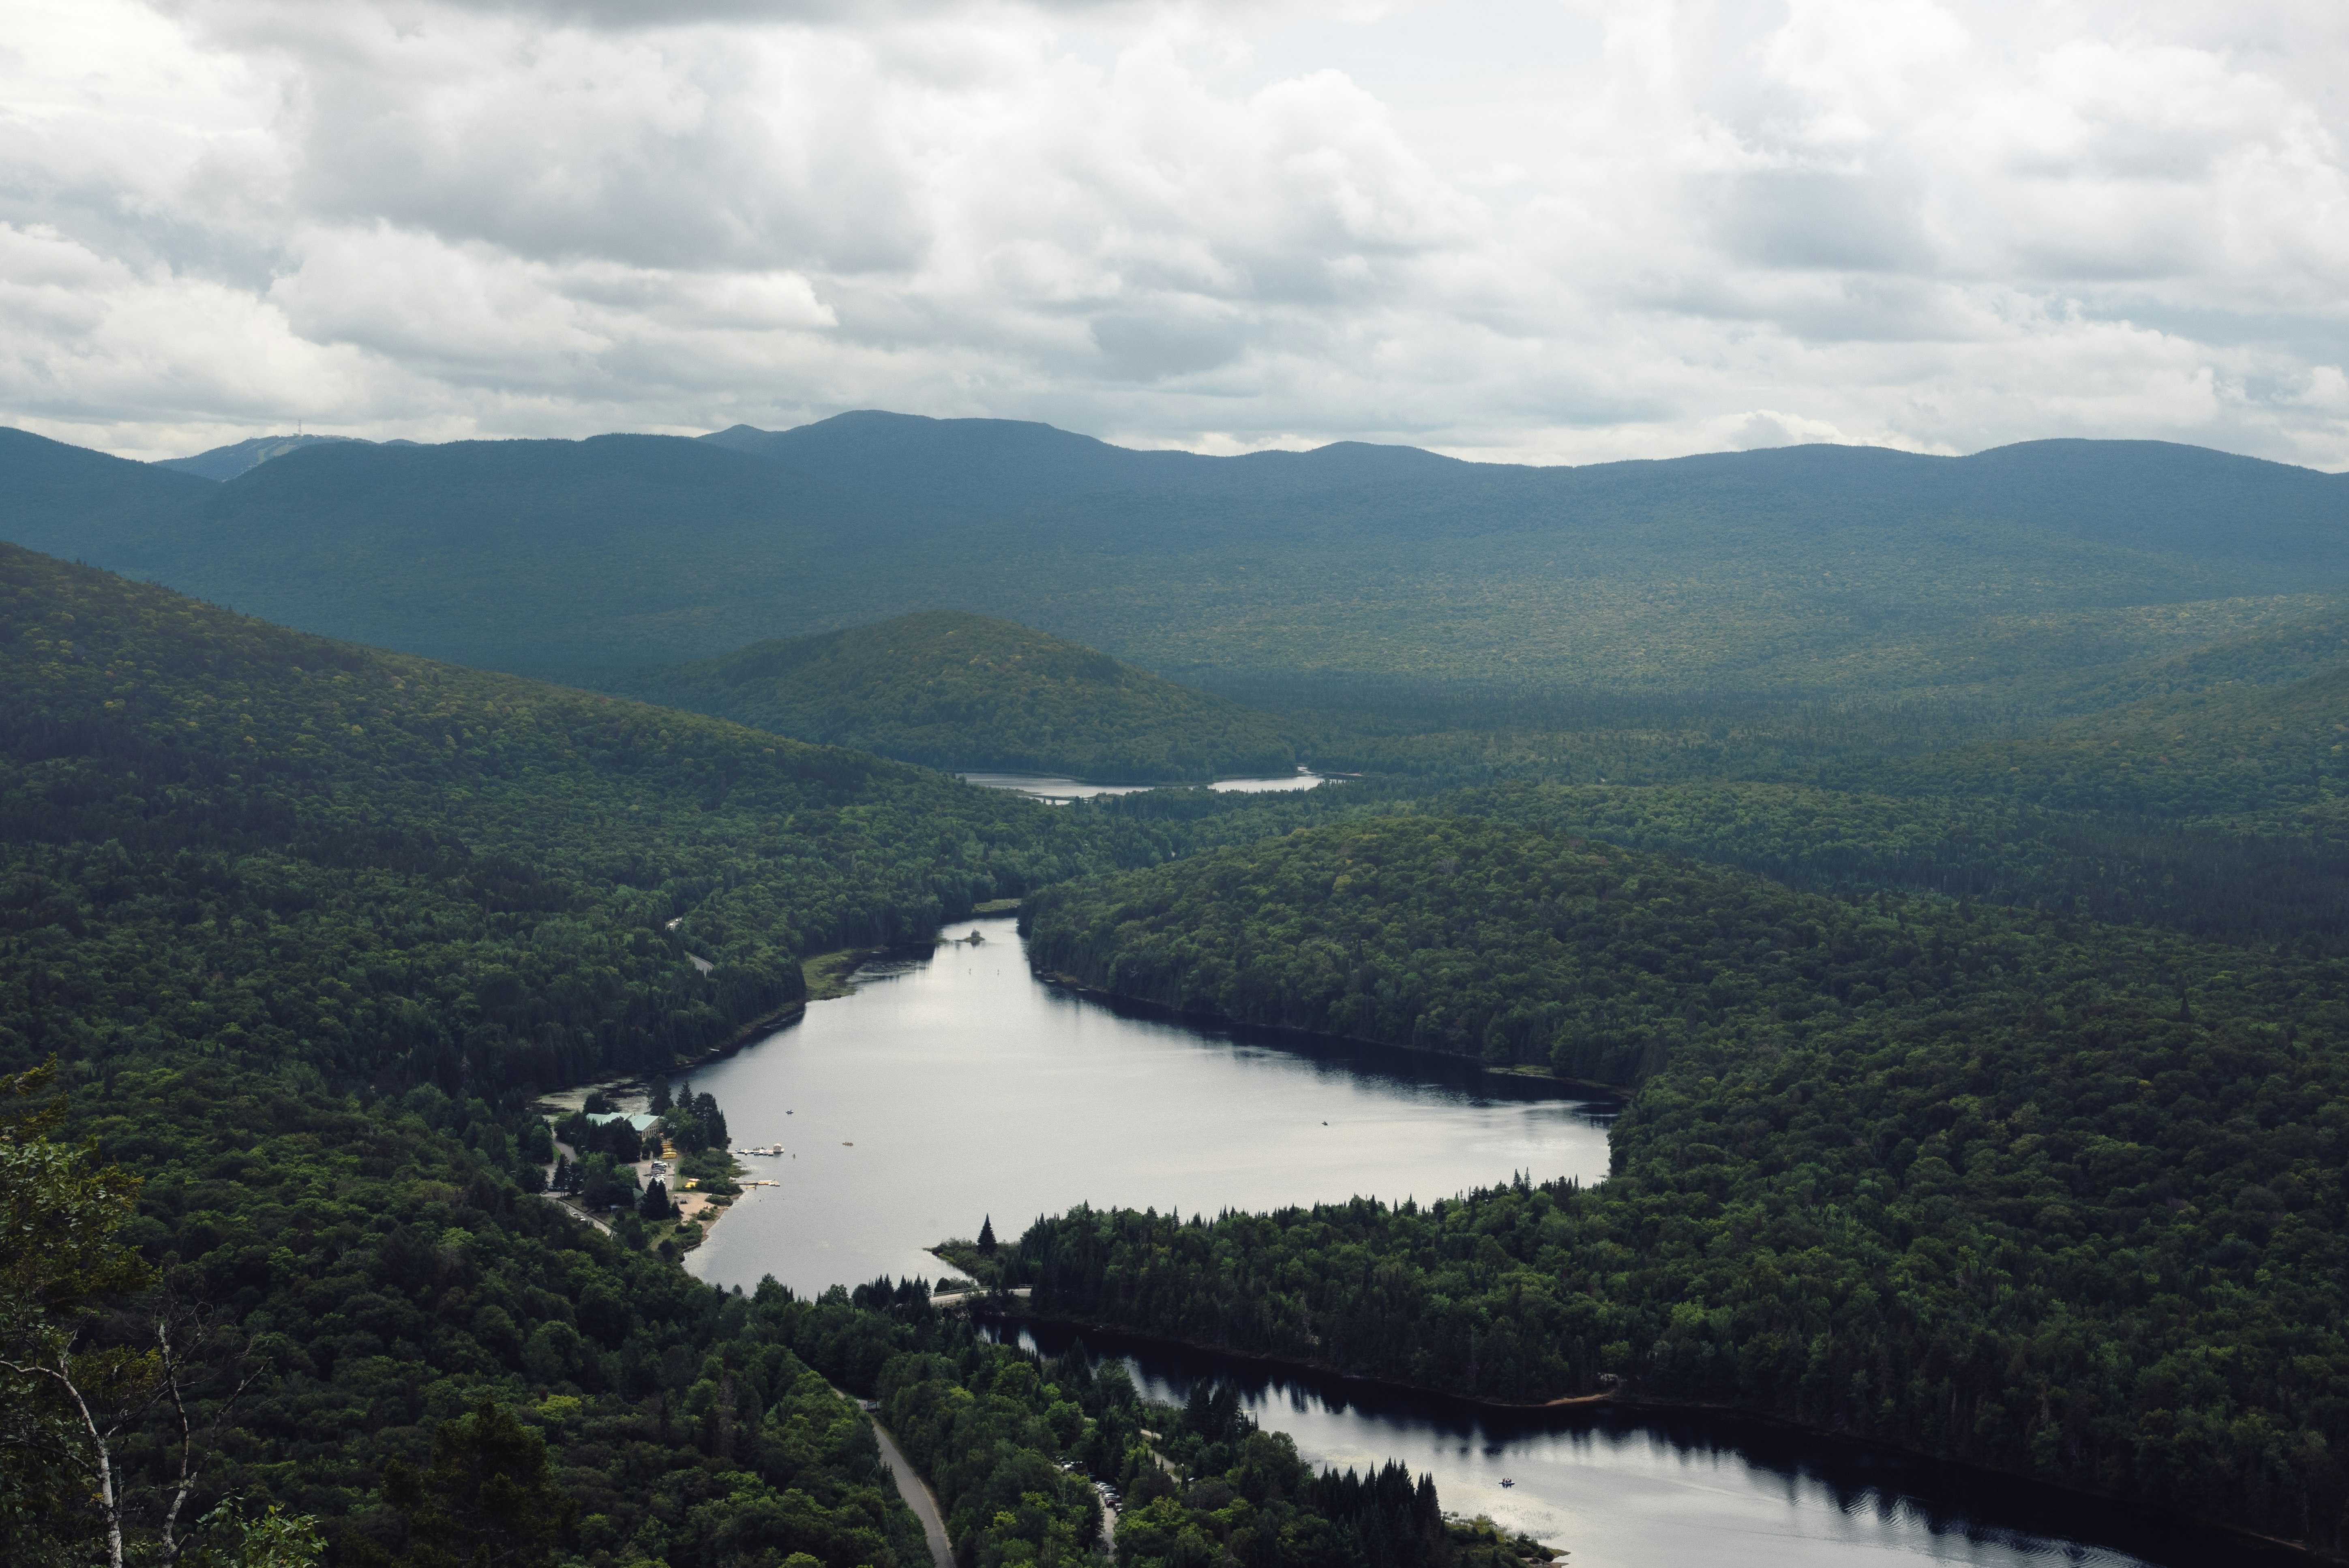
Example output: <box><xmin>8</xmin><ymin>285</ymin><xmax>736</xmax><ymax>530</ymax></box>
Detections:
<box><xmin>4</xmin><ymin>0</ymin><xmax>2347</xmax><ymax>467</ymax></box>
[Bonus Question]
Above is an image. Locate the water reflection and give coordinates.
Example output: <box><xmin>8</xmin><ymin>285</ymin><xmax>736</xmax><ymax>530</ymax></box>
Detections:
<box><xmin>680</xmin><ymin>915</ymin><xmax>2288</xmax><ymax>1568</ymax></box>
<box><xmin>995</xmin><ymin>1324</ymin><xmax>2297</xmax><ymax>1568</ymax></box>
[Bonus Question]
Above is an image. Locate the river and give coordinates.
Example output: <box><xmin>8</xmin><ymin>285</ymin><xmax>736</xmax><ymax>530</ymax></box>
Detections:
<box><xmin>684</xmin><ymin>916</ymin><xmax>2295</xmax><ymax>1568</ymax></box>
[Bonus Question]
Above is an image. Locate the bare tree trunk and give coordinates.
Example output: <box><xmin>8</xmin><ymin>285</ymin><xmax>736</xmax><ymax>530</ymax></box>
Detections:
<box><xmin>2</xmin><ymin>1305</ymin><xmax>253</xmax><ymax>1568</ymax></box>
<box><xmin>159</xmin><ymin>1321</ymin><xmax>195</xmax><ymax>1566</ymax></box>
<box><xmin>51</xmin><ymin>1349</ymin><xmax>124</xmax><ymax>1568</ymax></box>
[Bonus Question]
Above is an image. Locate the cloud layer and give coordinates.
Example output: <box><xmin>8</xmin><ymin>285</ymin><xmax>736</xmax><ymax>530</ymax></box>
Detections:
<box><xmin>4</xmin><ymin>0</ymin><xmax>2346</xmax><ymax>466</ymax></box>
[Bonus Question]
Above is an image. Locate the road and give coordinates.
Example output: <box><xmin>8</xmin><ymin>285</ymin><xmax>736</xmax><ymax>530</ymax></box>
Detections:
<box><xmin>866</xmin><ymin>1411</ymin><xmax>953</xmax><ymax>1568</ymax></box>
<box><xmin>928</xmin><ymin>1285</ymin><xmax>1031</xmax><ymax>1310</ymax></box>
<box><xmin>537</xmin><ymin>1191</ymin><xmax>611</xmax><ymax>1234</ymax></box>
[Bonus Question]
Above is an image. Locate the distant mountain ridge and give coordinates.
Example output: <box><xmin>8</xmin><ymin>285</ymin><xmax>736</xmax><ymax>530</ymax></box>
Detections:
<box><xmin>3</xmin><ymin>414</ymin><xmax>2345</xmax><ymax>698</ymax></box>
<box><xmin>705</xmin><ymin>412</ymin><xmax>2349</xmax><ymax>568</ymax></box>
<box><xmin>155</xmin><ymin>432</ymin><xmax>375</xmax><ymax>481</ymax></box>
<box><xmin>617</xmin><ymin>610</ymin><xmax>1298</xmax><ymax>781</ymax></box>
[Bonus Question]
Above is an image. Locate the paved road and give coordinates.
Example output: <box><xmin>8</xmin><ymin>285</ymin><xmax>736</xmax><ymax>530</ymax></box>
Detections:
<box><xmin>537</xmin><ymin>1191</ymin><xmax>611</xmax><ymax>1234</ymax></box>
<box><xmin>867</xmin><ymin>1413</ymin><xmax>953</xmax><ymax>1568</ymax></box>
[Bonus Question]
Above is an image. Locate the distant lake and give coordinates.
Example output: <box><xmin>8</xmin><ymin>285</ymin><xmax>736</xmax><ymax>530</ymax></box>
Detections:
<box><xmin>683</xmin><ymin>916</ymin><xmax>2283</xmax><ymax>1568</ymax></box>
<box><xmin>958</xmin><ymin>770</ymin><xmax>1325</xmax><ymax>801</ymax></box>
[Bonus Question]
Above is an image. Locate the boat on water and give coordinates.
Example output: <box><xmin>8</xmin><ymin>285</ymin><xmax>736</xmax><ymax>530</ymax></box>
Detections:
<box><xmin>1499</xmin><ymin>1479</ymin><xmax>1515</xmax><ymax>1488</ymax></box>
<box><xmin>740</xmin><ymin>1144</ymin><xmax>788</xmax><ymax>1156</ymax></box>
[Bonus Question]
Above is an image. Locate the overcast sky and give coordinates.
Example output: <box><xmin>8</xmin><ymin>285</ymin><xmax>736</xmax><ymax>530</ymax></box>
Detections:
<box><xmin>5</xmin><ymin>0</ymin><xmax>2347</xmax><ymax>466</ymax></box>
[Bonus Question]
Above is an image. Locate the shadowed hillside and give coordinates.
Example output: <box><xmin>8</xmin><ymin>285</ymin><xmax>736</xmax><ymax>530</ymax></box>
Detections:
<box><xmin>617</xmin><ymin>610</ymin><xmax>1298</xmax><ymax>781</ymax></box>
<box><xmin>0</xmin><ymin>541</ymin><xmax>1151</xmax><ymax>1095</ymax></box>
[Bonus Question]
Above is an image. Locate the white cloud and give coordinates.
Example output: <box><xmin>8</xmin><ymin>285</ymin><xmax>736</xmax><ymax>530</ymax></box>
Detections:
<box><xmin>0</xmin><ymin>0</ymin><xmax>2344</xmax><ymax>467</ymax></box>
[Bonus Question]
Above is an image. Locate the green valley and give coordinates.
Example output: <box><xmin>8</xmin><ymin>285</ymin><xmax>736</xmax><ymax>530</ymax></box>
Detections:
<box><xmin>618</xmin><ymin>612</ymin><xmax>1296</xmax><ymax>782</ymax></box>
<box><xmin>9</xmin><ymin>414</ymin><xmax>2349</xmax><ymax>1564</ymax></box>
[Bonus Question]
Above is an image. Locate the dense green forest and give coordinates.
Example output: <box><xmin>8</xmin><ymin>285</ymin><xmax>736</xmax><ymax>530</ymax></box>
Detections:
<box><xmin>1020</xmin><ymin>813</ymin><xmax>2347</xmax><ymax>1080</ymax></box>
<box><xmin>617</xmin><ymin>613</ymin><xmax>1295</xmax><ymax>782</ymax></box>
<box><xmin>1407</xmin><ymin>780</ymin><xmax>2349</xmax><ymax>952</ymax></box>
<box><xmin>0</xmin><ymin>542</ymin><xmax>1170</xmax><ymax>1099</ymax></box>
<box><xmin>11</xmin><ymin>411</ymin><xmax>2349</xmax><ymax>1564</ymax></box>
<box><xmin>3</xmin><ymin>1049</ymin><xmax>1492</xmax><ymax>1568</ymax></box>
<box><xmin>1011</xmin><ymin>799</ymin><xmax>2349</xmax><ymax>1549</ymax></box>
<box><xmin>1858</xmin><ymin>659</ymin><xmax>2349</xmax><ymax>822</ymax></box>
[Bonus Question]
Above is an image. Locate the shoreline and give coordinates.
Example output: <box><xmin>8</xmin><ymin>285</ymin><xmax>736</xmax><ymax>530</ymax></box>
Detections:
<box><xmin>1030</xmin><ymin>969</ymin><xmax>1629</xmax><ymax>1102</ymax></box>
<box><xmin>531</xmin><ymin>942</ymin><xmax>907</xmax><ymax>1261</ymax></box>
<box><xmin>975</xmin><ymin>1302</ymin><xmax>2330</xmax><ymax>1564</ymax></box>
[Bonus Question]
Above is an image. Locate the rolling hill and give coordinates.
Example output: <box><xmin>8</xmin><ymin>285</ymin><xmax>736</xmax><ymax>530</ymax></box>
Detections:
<box><xmin>0</xmin><ymin>538</ymin><xmax>1157</xmax><ymax>1099</ymax></box>
<box><xmin>617</xmin><ymin>610</ymin><xmax>1298</xmax><ymax>781</ymax></box>
<box><xmin>2</xmin><ymin>431</ymin><xmax>868</xmax><ymax>676</ymax></box>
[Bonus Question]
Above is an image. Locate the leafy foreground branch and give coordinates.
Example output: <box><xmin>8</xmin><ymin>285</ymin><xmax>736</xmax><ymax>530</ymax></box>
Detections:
<box><xmin>0</xmin><ymin>1060</ymin><xmax>265</xmax><ymax>1568</ymax></box>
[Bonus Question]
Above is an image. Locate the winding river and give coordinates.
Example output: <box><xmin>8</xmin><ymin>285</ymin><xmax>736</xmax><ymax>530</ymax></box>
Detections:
<box><xmin>684</xmin><ymin>915</ymin><xmax>2297</xmax><ymax>1568</ymax></box>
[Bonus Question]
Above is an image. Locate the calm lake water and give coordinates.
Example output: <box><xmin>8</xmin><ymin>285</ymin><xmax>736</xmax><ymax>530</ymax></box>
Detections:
<box><xmin>959</xmin><ymin>771</ymin><xmax>1324</xmax><ymax>800</ymax></box>
<box><xmin>989</xmin><ymin>1324</ymin><xmax>2295</xmax><ymax>1568</ymax></box>
<box><xmin>686</xmin><ymin>914</ymin><xmax>1606</xmax><ymax>1294</ymax></box>
<box><xmin>686</xmin><ymin>917</ymin><xmax>2291</xmax><ymax>1568</ymax></box>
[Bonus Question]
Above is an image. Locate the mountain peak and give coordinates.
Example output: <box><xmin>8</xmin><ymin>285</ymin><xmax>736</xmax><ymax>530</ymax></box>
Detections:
<box><xmin>154</xmin><ymin>432</ymin><xmax>363</xmax><ymax>482</ymax></box>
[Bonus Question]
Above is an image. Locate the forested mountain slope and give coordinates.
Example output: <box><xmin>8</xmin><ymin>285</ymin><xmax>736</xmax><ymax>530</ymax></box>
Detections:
<box><xmin>1014</xmin><ymin>816</ymin><xmax>2349</xmax><ymax>1550</ymax></box>
<box><xmin>1859</xmin><ymin>658</ymin><xmax>2349</xmax><ymax>819</ymax></box>
<box><xmin>6</xmin><ymin>420</ymin><xmax>2341</xmax><ymax>700</ymax></box>
<box><xmin>4</xmin><ymin>547</ymin><xmax>1457</xmax><ymax>1568</ymax></box>
<box><xmin>0</xmin><ymin>542</ymin><xmax>1140</xmax><ymax>1099</ymax></box>
<box><xmin>619</xmin><ymin>610</ymin><xmax>1297</xmax><ymax>781</ymax></box>
<box><xmin>0</xmin><ymin>427</ymin><xmax>218</xmax><ymax>569</ymax></box>
<box><xmin>2070</xmin><ymin>601</ymin><xmax>2349</xmax><ymax>705</ymax></box>
<box><xmin>1021</xmin><ymin>814</ymin><xmax>2327</xmax><ymax>1081</ymax></box>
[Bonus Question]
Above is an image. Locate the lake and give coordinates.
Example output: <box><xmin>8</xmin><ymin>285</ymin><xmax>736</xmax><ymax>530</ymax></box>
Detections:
<box><xmin>684</xmin><ymin>916</ymin><xmax>2288</xmax><ymax>1568</ymax></box>
<box><xmin>685</xmin><ymin>913</ymin><xmax>1609</xmax><ymax>1294</ymax></box>
<box><xmin>958</xmin><ymin>770</ymin><xmax>1325</xmax><ymax>801</ymax></box>
<box><xmin>989</xmin><ymin>1323</ymin><xmax>2296</xmax><ymax>1568</ymax></box>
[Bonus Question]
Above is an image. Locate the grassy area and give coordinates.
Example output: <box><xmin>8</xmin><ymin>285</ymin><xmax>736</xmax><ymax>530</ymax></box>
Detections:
<box><xmin>929</xmin><ymin>1239</ymin><xmax>1006</xmax><ymax>1287</ymax></box>
<box><xmin>801</xmin><ymin>947</ymin><xmax>879</xmax><ymax>1000</ymax></box>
